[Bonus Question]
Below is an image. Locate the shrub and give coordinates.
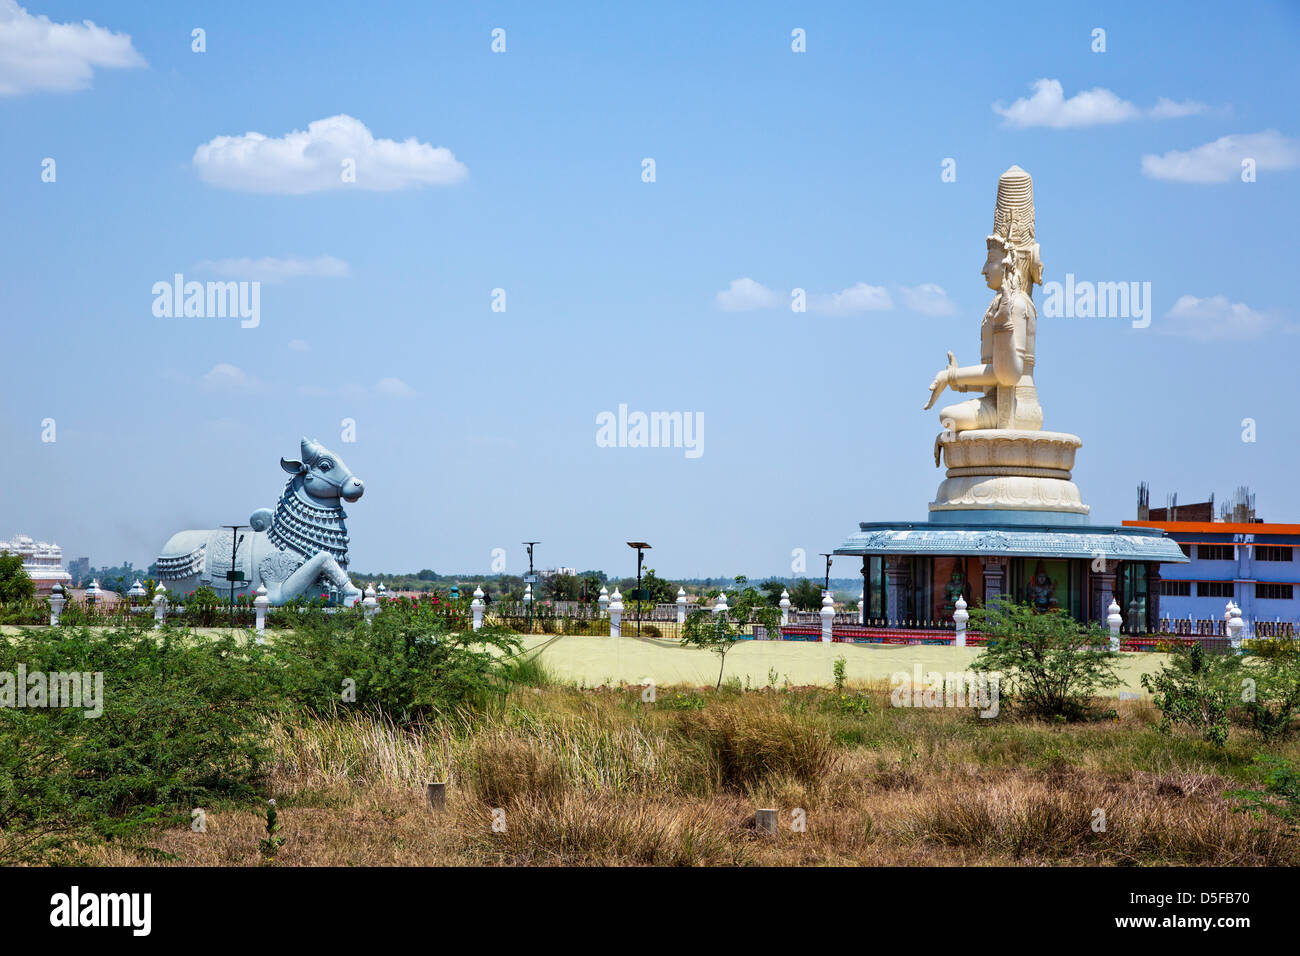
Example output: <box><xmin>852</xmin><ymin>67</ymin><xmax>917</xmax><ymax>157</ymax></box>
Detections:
<box><xmin>971</xmin><ymin>600</ymin><xmax>1120</xmax><ymax>721</ymax></box>
<box><xmin>0</xmin><ymin>624</ymin><xmax>280</xmax><ymax>863</ymax></box>
<box><xmin>1141</xmin><ymin>641</ymin><xmax>1242</xmax><ymax>746</ymax></box>
<box><xmin>673</xmin><ymin>703</ymin><xmax>835</xmax><ymax>792</ymax></box>
<box><xmin>270</xmin><ymin>603</ymin><xmax>522</xmax><ymax>722</ymax></box>
<box><xmin>1240</xmin><ymin>640</ymin><xmax>1300</xmax><ymax>740</ymax></box>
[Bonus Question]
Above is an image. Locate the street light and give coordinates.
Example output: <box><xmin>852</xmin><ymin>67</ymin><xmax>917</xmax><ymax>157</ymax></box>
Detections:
<box><xmin>627</xmin><ymin>542</ymin><xmax>651</xmax><ymax>638</ymax></box>
<box><xmin>523</xmin><ymin>542</ymin><xmax>539</xmax><ymax>632</ymax></box>
<box><xmin>222</xmin><ymin>525</ymin><xmax>249</xmax><ymax>621</ymax></box>
<box><xmin>818</xmin><ymin>553</ymin><xmax>834</xmax><ymax>595</ymax></box>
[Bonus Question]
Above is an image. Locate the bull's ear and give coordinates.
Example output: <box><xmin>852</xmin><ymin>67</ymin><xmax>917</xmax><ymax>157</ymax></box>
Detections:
<box><xmin>281</xmin><ymin>457</ymin><xmax>305</xmax><ymax>474</ymax></box>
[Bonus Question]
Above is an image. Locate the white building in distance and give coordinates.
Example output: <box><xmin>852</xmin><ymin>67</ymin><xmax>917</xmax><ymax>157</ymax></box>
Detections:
<box><xmin>1</xmin><ymin>534</ymin><xmax>73</xmax><ymax>595</ymax></box>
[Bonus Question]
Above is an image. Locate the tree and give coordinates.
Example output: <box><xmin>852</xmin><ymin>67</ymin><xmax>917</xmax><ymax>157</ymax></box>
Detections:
<box><xmin>759</xmin><ymin>579</ymin><xmax>786</xmax><ymax>607</ymax></box>
<box><xmin>971</xmin><ymin>599</ymin><xmax>1120</xmax><ymax>720</ymax></box>
<box><xmin>681</xmin><ymin>576</ymin><xmax>781</xmax><ymax>689</ymax></box>
<box><xmin>0</xmin><ymin>553</ymin><xmax>35</xmax><ymax>603</ymax></box>
<box><xmin>542</xmin><ymin>573</ymin><xmax>582</xmax><ymax>603</ymax></box>
<box><xmin>788</xmin><ymin>578</ymin><xmax>823</xmax><ymax>611</ymax></box>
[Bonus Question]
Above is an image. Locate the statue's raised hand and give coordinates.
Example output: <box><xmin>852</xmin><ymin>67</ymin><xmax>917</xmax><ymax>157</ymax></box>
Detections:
<box><xmin>923</xmin><ymin>351</ymin><xmax>958</xmax><ymax>410</ymax></box>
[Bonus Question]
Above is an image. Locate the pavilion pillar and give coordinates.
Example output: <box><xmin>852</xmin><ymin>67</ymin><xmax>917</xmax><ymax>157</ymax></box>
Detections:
<box><xmin>1091</xmin><ymin>560</ymin><xmax>1117</xmax><ymax>626</ymax></box>
<box><xmin>1146</xmin><ymin>563</ymin><xmax>1161</xmax><ymax>634</ymax></box>
<box><xmin>981</xmin><ymin>556</ymin><xmax>1007</xmax><ymax>606</ymax></box>
<box><xmin>884</xmin><ymin>557</ymin><xmax>910</xmax><ymax>625</ymax></box>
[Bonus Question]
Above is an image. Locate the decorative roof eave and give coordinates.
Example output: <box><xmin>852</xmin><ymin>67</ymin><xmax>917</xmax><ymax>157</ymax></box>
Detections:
<box><xmin>835</xmin><ymin>521</ymin><xmax>1190</xmax><ymax>563</ymax></box>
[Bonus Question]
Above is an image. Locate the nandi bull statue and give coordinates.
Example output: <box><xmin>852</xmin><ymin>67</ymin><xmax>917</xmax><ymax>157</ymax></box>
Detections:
<box><xmin>156</xmin><ymin>438</ymin><xmax>366</xmax><ymax>606</ymax></box>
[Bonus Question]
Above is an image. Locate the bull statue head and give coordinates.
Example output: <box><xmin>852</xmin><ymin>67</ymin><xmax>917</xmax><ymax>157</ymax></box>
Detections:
<box><xmin>280</xmin><ymin>437</ymin><xmax>364</xmax><ymax>503</ymax></box>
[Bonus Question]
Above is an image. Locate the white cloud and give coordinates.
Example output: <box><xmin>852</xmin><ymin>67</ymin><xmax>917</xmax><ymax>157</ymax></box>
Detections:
<box><xmin>200</xmin><ymin>363</ymin><xmax>264</xmax><ymax>393</ymax></box>
<box><xmin>1141</xmin><ymin>130</ymin><xmax>1300</xmax><ymax>183</ymax></box>
<box><xmin>193</xmin><ymin>255</ymin><xmax>350</xmax><ymax>283</ymax></box>
<box><xmin>1160</xmin><ymin>294</ymin><xmax>1279</xmax><ymax>342</ymax></box>
<box><xmin>1149</xmin><ymin>97</ymin><xmax>1208</xmax><ymax>120</ymax></box>
<box><xmin>0</xmin><ymin>0</ymin><xmax>145</xmax><ymax>96</ymax></box>
<box><xmin>899</xmin><ymin>283</ymin><xmax>956</xmax><ymax>316</ymax></box>
<box><xmin>192</xmin><ymin>114</ymin><xmax>468</xmax><ymax>194</ymax></box>
<box><xmin>297</xmin><ymin>378</ymin><xmax>420</xmax><ymax>399</ymax></box>
<box><xmin>811</xmin><ymin>282</ymin><xmax>892</xmax><ymax>316</ymax></box>
<box><xmin>287</xmin><ymin>339</ymin><xmax>310</xmax><ymax>352</ymax></box>
<box><xmin>993</xmin><ymin>78</ymin><xmax>1204</xmax><ymax>129</ymax></box>
<box><xmin>716</xmin><ymin>277</ymin><xmax>781</xmax><ymax>312</ymax></box>
<box><xmin>373</xmin><ymin>377</ymin><xmax>419</xmax><ymax>399</ymax></box>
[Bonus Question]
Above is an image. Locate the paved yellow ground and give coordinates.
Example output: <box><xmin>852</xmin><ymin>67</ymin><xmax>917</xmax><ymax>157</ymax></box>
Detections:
<box><xmin>519</xmin><ymin>635</ymin><xmax>1166</xmax><ymax>696</ymax></box>
<box><xmin>2</xmin><ymin>626</ymin><xmax>1166</xmax><ymax>696</ymax></box>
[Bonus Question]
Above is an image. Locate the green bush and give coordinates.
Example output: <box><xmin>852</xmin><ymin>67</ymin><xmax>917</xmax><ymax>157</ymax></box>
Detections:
<box><xmin>0</xmin><ymin>623</ymin><xmax>281</xmax><ymax>863</ymax></box>
<box><xmin>971</xmin><ymin>599</ymin><xmax>1120</xmax><ymax>721</ymax></box>
<box><xmin>1141</xmin><ymin>642</ymin><xmax>1242</xmax><ymax>746</ymax></box>
<box><xmin>270</xmin><ymin>603</ymin><xmax>522</xmax><ymax>721</ymax></box>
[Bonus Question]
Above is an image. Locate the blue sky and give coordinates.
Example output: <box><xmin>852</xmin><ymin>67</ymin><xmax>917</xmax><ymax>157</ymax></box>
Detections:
<box><xmin>2</xmin><ymin>0</ymin><xmax>1298</xmax><ymax>578</ymax></box>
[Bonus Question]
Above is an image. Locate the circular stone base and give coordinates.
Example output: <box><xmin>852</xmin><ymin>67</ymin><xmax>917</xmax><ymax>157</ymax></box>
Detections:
<box><xmin>929</xmin><ymin>474</ymin><xmax>1090</xmax><ymax>515</ymax></box>
<box><xmin>939</xmin><ymin>429</ymin><xmax>1082</xmax><ymax>473</ymax></box>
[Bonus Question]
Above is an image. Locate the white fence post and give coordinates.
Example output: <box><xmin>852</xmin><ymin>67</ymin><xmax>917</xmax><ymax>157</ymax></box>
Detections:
<box><xmin>254</xmin><ymin>582</ymin><xmax>271</xmax><ymax>640</ymax></box>
<box><xmin>1107</xmin><ymin>598</ymin><xmax>1122</xmax><ymax>651</ymax></box>
<box><xmin>471</xmin><ymin>586</ymin><xmax>485</xmax><ymax>631</ymax></box>
<box><xmin>676</xmin><ymin>587</ymin><xmax>686</xmax><ymax>624</ymax></box>
<box><xmin>152</xmin><ymin>584</ymin><xmax>168</xmax><ymax>629</ymax></box>
<box><xmin>953</xmin><ymin>594</ymin><xmax>968</xmax><ymax>647</ymax></box>
<box><xmin>820</xmin><ymin>591</ymin><xmax>834</xmax><ymax>643</ymax></box>
<box><xmin>360</xmin><ymin>583</ymin><xmax>378</xmax><ymax>625</ymax></box>
<box><xmin>49</xmin><ymin>584</ymin><xmax>65</xmax><ymax>626</ymax></box>
<box><xmin>779</xmin><ymin>589</ymin><xmax>790</xmax><ymax>627</ymax></box>
<box><xmin>609</xmin><ymin>589</ymin><xmax>623</xmax><ymax>637</ymax></box>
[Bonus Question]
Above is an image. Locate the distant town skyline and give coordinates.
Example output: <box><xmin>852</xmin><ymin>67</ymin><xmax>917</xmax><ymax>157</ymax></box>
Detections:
<box><xmin>4</xmin><ymin>1</ymin><xmax>1298</xmax><ymax>577</ymax></box>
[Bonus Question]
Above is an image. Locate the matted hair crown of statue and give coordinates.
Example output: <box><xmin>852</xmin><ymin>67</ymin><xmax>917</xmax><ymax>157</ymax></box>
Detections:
<box><xmin>993</xmin><ymin>164</ymin><xmax>1035</xmax><ymax>246</ymax></box>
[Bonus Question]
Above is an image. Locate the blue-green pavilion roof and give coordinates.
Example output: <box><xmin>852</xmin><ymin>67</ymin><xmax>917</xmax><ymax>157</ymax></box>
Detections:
<box><xmin>835</xmin><ymin>520</ymin><xmax>1189</xmax><ymax>563</ymax></box>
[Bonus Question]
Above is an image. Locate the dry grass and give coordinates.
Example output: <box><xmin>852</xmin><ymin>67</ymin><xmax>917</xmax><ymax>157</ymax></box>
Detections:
<box><xmin>73</xmin><ymin>682</ymin><xmax>1300</xmax><ymax>867</ymax></box>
